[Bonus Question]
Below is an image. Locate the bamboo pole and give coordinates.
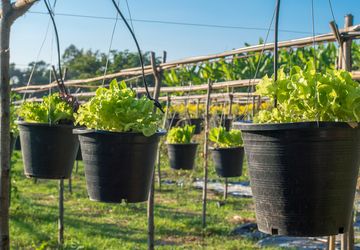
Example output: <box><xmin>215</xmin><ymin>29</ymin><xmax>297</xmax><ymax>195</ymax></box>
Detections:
<box><xmin>340</xmin><ymin>14</ymin><xmax>354</xmax><ymax>250</ymax></box>
<box><xmin>223</xmin><ymin>93</ymin><xmax>233</xmax><ymax>201</ymax></box>
<box><xmin>12</xmin><ymin>24</ymin><xmax>360</xmax><ymax>94</ymax></box>
<box><xmin>155</xmin><ymin>51</ymin><xmax>167</xmax><ymax>190</ymax></box>
<box><xmin>147</xmin><ymin>52</ymin><xmax>162</xmax><ymax>250</ymax></box>
<box><xmin>202</xmin><ymin>80</ymin><xmax>212</xmax><ymax>229</ymax></box>
<box><xmin>58</xmin><ymin>179</ymin><xmax>64</xmax><ymax>246</ymax></box>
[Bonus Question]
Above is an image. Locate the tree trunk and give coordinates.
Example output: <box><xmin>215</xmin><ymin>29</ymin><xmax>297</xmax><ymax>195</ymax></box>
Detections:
<box><xmin>0</xmin><ymin>1</ymin><xmax>38</xmax><ymax>248</ymax></box>
<box><xmin>0</xmin><ymin>15</ymin><xmax>11</xmax><ymax>250</ymax></box>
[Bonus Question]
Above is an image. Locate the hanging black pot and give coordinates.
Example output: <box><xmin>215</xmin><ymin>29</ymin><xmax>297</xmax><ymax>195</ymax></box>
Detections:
<box><xmin>76</xmin><ymin>144</ymin><xmax>82</xmax><ymax>161</ymax></box>
<box><xmin>18</xmin><ymin>122</ymin><xmax>79</xmax><ymax>179</ymax></box>
<box><xmin>10</xmin><ymin>133</ymin><xmax>17</xmax><ymax>155</ymax></box>
<box><xmin>221</xmin><ymin>118</ymin><xmax>232</xmax><ymax>131</ymax></box>
<box><xmin>167</xmin><ymin>143</ymin><xmax>198</xmax><ymax>170</ymax></box>
<box><xmin>74</xmin><ymin>129</ymin><xmax>165</xmax><ymax>203</ymax></box>
<box><xmin>189</xmin><ymin>118</ymin><xmax>203</xmax><ymax>134</ymax></box>
<box><xmin>166</xmin><ymin>118</ymin><xmax>181</xmax><ymax>129</ymax></box>
<box><xmin>211</xmin><ymin>147</ymin><xmax>244</xmax><ymax>178</ymax></box>
<box><xmin>14</xmin><ymin>135</ymin><xmax>21</xmax><ymax>151</ymax></box>
<box><xmin>234</xmin><ymin>121</ymin><xmax>360</xmax><ymax>237</ymax></box>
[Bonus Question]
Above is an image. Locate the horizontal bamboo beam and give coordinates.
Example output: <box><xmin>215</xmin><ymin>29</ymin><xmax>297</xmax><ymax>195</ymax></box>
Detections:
<box><xmin>160</xmin><ymin>24</ymin><xmax>360</xmax><ymax>67</ymax></box>
<box><xmin>158</xmin><ymin>92</ymin><xmax>259</xmax><ymax>101</ymax></box>
<box><xmin>12</xmin><ymin>24</ymin><xmax>360</xmax><ymax>94</ymax></box>
<box><xmin>136</xmin><ymin>79</ymin><xmax>260</xmax><ymax>94</ymax></box>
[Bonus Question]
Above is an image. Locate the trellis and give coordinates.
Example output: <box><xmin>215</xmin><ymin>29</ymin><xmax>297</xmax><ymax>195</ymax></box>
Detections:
<box><xmin>3</xmin><ymin>3</ymin><xmax>360</xmax><ymax>250</ymax></box>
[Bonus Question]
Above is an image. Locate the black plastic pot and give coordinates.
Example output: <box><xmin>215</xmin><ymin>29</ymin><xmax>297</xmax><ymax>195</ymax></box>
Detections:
<box><xmin>167</xmin><ymin>143</ymin><xmax>198</xmax><ymax>170</ymax></box>
<box><xmin>234</xmin><ymin>121</ymin><xmax>360</xmax><ymax>237</ymax></box>
<box><xmin>211</xmin><ymin>147</ymin><xmax>244</xmax><ymax>177</ymax></box>
<box><xmin>18</xmin><ymin>122</ymin><xmax>79</xmax><ymax>179</ymax></box>
<box><xmin>189</xmin><ymin>118</ymin><xmax>203</xmax><ymax>134</ymax></box>
<box><xmin>76</xmin><ymin>144</ymin><xmax>82</xmax><ymax>161</ymax></box>
<box><xmin>166</xmin><ymin>118</ymin><xmax>181</xmax><ymax>129</ymax></box>
<box><xmin>14</xmin><ymin>136</ymin><xmax>21</xmax><ymax>150</ymax></box>
<box><xmin>9</xmin><ymin>133</ymin><xmax>16</xmax><ymax>154</ymax></box>
<box><xmin>74</xmin><ymin>129</ymin><xmax>165</xmax><ymax>203</ymax></box>
<box><xmin>221</xmin><ymin>118</ymin><xmax>232</xmax><ymax>131</ymax></box>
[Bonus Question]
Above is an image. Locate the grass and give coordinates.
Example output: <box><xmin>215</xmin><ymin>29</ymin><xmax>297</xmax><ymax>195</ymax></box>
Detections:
<box><xmin>9</xmin><ymin>136</ymin><xmax>282</xmax><ymax>250</ymax></box>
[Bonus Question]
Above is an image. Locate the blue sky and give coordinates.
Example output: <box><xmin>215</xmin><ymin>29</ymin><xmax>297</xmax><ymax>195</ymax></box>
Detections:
<box><xmin>10</xmin><ymin>0</ymin><xmax>360</xmax><ymax>67</ymax></box>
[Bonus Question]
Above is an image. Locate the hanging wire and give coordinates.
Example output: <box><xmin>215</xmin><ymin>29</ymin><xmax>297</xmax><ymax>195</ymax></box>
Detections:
<box><xmin>21</xmin><ymin>1</ymin><xmax>57</xmax><ymax>103</ymax></box>
<box><xmin>243</xmin><ymin>0</ymin><xmax>277</xmax><ymax>116</ymax></box>
<box><xmin>125</xmin><ymin>0</ymin><xmax>135</xmax><ymax>32</ymax></box>
<box><xmin>44</xmin><ymin>0</ymin><xmax>66</xmax><ymax>93</ymax></box>
<box><xmin>102</xmin><ymin>0</ymin><xmax>120</xmax><ymax>86</ymax></box>
<box><xmin>311</xmin><ymin>0</ymin><xmax>320</xmax><ymax>125</ymax></box>
<box><xmin>328</xmin><ymin>0</ymin><xmax>336</xmax><ymax>22</ymax></box>
<box><xmin>328</xmin><ymin>0</ymin><xmax>346</xmax><ymax>69</ymax></box>
<box><xmin>111</xmin><ymin>0</ymin><xmax>164</xmax><ymax>113</ymax></box>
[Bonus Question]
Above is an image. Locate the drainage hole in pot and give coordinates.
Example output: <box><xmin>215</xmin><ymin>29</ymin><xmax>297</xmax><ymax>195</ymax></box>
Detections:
<box><xmin>338</xmin><ymin>227</ymin><xmax>345</xmax><ymax>234</ymax></box>
<box><xmin>271</xmin><ymin>228</ymin><xmax>279</xmax><ymax>235</ymax></box>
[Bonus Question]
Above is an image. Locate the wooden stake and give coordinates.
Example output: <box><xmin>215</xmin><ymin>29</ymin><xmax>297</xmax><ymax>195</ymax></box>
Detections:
<box><xmin>196</xmin><ymin>98</ymin><xmax>200</xmax><ymax>118</ymax></box>
<box><xmin>223</xmin><ymin>93</ymin><xmax>233</xmax><ymax>200</ymax></box>
<box><xmin>157</xmin><ymin>95</ymin><xmax>170</xmax><ymax>190</ymax></box>
<box><xmin>147</xmin><ymin>51</ymin><xmax>163</xmax><ymax>250</ymax></box>
<box><xmin>58</xmin><ymin>179</ymin><xmax>64</xmax><ymax>246</ymax></box>
<box><xmin>328</xmin><ymin>236</ymin><xmax>336</xmax><ymax>250</ymax></box>
<box><xmin>202</xmin><ymin>80</ymin><xmax>212</xmax><ymax>229</ymax></box>
<box><xmin>340</xmin><ymin>14</ymin><xmax>354</xmax><ymax>250</ymax></box>
<box><xmin>68</xmin><ymin>176</ymin><xmax>72</xmax><ymax>194</ymax></box>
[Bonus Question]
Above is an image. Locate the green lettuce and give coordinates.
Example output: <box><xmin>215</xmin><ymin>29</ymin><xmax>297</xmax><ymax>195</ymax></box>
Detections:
<box><xmin>254</xmin><ymin>63</ymin><xmax>360</xmax><ymax>123</ymax></box>
<box><xmin>75</xmin><ymin>79</ymin><xmax>162</xmax><ymax>136</ymax></box>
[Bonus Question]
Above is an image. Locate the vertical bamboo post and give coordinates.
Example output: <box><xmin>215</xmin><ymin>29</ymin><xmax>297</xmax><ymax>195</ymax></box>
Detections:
<box><xmin>327</xmin><ymin>235</ymin><xmax>336</xmax><ymax>250</ymax></box>
<box><xmin>147</xmin><ymin>51</ymin><xmax>162</xmax><ymax>250</ymax></box>
<box><xmin>196</xmin><ymin>98</ymin><xmax>200</xmax><ymax>118</ymax></box>
<box><xmin>223</xmin><ymin>93</ymin><xmax>233</xmax><ymax>200</ymax></box>
<box><xmin>156</xmin><ymin>51</ymin><xmax>166</xmax><ymax>189</ymax></box>
<box><xmin>58</xmin><ymin>179</ymin><xmax>64</xmax><ymax>246</ymax></box>
<box><xmin>340</xmin><ymin>14</ymin><xmax>354</xmax><ymax>250</ymax></box>
<box><xmin>202</xmin><ymin>80</ymin><xmax>212</xmax><ymax>229</ymax></box>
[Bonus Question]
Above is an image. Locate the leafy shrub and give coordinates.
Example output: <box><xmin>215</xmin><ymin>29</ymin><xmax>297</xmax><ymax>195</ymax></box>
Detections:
<box><xmin>209</xmin><ymin>127</ymin><xmax>243</xmax><ymax>148</ymax></box>
<box><xmin>166</xmin><ymin>125</ymin><xmax>195</xmax><ymax>144</ymax></box>
<box><xmin>254</xmin><ymin>64</ymin><xmax>360</xmax><ymax>123</ymax></box>
<box><xmin>75</xmin><ymin>79</ymin><xmax>162</xmax><ymax>136</ymax></box>
<box><xmin>17</xmin><ymin>93</ymin><xmax>74</xmax><ymax>125</ymax></box>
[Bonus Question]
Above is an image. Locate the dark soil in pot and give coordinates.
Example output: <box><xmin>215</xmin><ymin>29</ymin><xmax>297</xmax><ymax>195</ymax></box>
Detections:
<box><xmin>18</xmin><ymin>122</ymin><xmax>79</xmax><ymax>179</ymax></box>
<box><xmin>211</xmin><ymin>146</ymin><xmax>244</xmax><ymax>177</ymax></box>
<box><xmin>167</xmin><ymin>143</ymin><xmax>198</xmax><ymax>170</ymax></box>
<box><xmin>234</xmin><ymin>121</ymin><xmax>360</xmax><ymax>237</ymax></box>
<box><xmin>74</xmin><ymin>129</ymin><xmax>164</xmax><ymax>203</ymax></box>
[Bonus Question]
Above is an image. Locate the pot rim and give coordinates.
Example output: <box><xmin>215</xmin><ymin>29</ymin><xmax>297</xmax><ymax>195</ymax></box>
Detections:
<box><xmin>17</xmin><ymin>121</ymin><xmax>75</xmax><ymax>128</ymax></box>
<box><xmin>210</xmin><ymin>146</ymin><xmax>244</xmax><ymax>151</ymax></box>
<box><xmin>166</xmin><ymin>142</ymin><xmax>199</xmax><ymax>146</ymax></box>
<box><xmin>73</xmin><ymin>128</ymin><xmax>166</xmax><ymax>136</ymax></box>
<box><xmin>233</xmin><ymin>121</ymin><xmax>360</xmax><ymax>131</ymax></box>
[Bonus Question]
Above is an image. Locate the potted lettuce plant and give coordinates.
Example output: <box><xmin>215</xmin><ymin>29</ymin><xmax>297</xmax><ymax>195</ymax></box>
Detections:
<box><xmin>209</xmin><ymin>127</ymin><xmax>244</xmax><ymax>178</ymax></box>
<box><xmin>17</xmin><ymin>93</ymin><xmax>79</xmax><ymax>179</ymax></box>
<box><xmin>74</xmin><ymin>80</ymin><xmax>164</xmax><ymax>203</ymax></box>
<box><xmin>166</xmin><ymin>125</ymin><xmax>198</xmax><ymax>170</ymax></box>
<box><xmin>234</xmin><ymin>64</ymin><xmax>360</xmax><ymax>236</ymax></box>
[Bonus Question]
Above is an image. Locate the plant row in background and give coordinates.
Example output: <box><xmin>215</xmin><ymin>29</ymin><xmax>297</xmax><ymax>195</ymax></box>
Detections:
<box><xmin>162</xmin><ymin>42</ymin><xmax>360</xmax><ymax>86</ymax></box>
<box><xmin>166</xmin><ymin>125</ymin><xmax>244</xmax><ymax>178</ymax></box>
<box><xmin>165</xmin><ymin>102</ymin><xmax>270</xmax><ymax>118</ymax></box>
